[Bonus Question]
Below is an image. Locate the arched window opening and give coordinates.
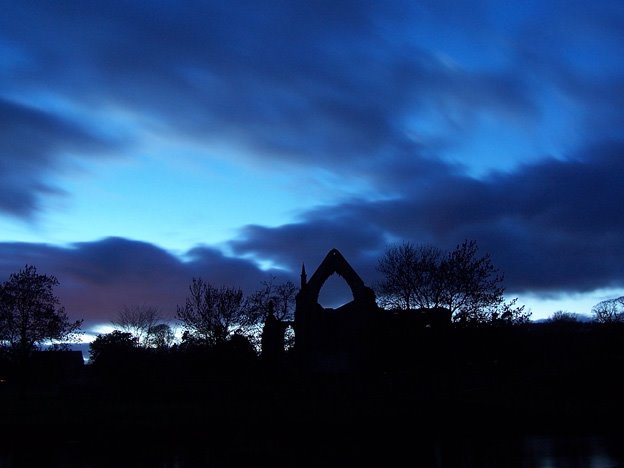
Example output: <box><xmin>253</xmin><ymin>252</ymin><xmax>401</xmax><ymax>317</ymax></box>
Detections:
<box><xmin>317</xmin><ymin>274</ymin><xmax>354</xmax><ymax>309</ymax></box>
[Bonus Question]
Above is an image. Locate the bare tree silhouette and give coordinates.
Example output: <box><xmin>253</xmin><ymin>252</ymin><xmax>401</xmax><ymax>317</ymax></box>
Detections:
<box><xmin>176</xmin><ymin>278</ymin><xmax>253</xmax><ymax>345</ymax></box>
<box><xmin>377</xmin><ymin>240</ymin><xmax>529</xmax><ymax>325</ymax></box>
<box><xmin>0</xmin><ymin>265</ymin><xmax>82</xmax><ymax>361</ymax></box>
<box><xmin>248</xmin><ymin>278</ymin><xmax>296</xmax><ymax>322</ymax></box>
<box><xmin>592</xmin><ymin>297</ymin><xmax>624</xmax><ymax>323</ymax></box>
<box><xmin>113</xmin><ymin>304</ymin><xmax>162</xmax><ymax>347</ymax></box>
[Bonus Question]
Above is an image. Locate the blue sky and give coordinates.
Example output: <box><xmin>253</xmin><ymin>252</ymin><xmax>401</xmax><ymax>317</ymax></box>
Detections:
<box><xmin>1</xmin><ymin>0</ymin><xmax>623</xmax><ymax>333</ymax></box>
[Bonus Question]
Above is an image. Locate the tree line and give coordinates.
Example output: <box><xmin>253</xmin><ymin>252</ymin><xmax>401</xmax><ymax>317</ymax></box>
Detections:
<box><xmin>2</xmin><ymin>239</ymin><xmax>623</xmax><ymax>365</ymax></box>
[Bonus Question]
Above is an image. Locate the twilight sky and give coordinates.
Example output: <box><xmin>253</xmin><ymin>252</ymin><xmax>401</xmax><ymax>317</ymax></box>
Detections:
<box><xmin>1</xmin><ymin>0</ymin><xmax>623</xmax><ymax>334</ymax></box>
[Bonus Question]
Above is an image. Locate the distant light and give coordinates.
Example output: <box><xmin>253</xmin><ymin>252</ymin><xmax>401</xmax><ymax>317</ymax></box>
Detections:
<box><xmin>91</xmin><ymin>324</ymin><xmax>117</xmax><ymax>335</ymax></box>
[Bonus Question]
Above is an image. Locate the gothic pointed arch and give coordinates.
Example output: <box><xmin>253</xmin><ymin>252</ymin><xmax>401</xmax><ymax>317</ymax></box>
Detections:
<box><xmin>294</xmin><ymin>249</ymin><xmax>379</xmax><ymax>372</ymax></box>
<box><xmin>304</xmin><ymin>248</ymin><xmax>373</xmax><ymax>305</ymax></box>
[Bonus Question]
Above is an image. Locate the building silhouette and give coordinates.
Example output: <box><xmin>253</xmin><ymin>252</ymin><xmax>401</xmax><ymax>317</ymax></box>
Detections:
<box><xmin>261</xmin><ymin>248</ymin><xmax>452</xmax><ymax>372</ymax></box>
<box><xmin>294</xmin><ymin>249</ymin><xmax>380</xmax><ymax>371</ymax></box>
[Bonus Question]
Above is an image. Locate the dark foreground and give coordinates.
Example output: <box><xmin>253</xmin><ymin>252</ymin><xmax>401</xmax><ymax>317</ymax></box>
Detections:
<box><xmin>1</xmin><ymin>324</ymin><xmax>624</xmax><ymax>467</ymax></box>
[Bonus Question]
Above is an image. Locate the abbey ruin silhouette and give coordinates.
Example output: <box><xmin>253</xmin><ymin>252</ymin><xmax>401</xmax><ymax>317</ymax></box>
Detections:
<box><xmin>262</xmin><ymin>248</ymin><xmax>452</xmax><ymax>371</ymax></box>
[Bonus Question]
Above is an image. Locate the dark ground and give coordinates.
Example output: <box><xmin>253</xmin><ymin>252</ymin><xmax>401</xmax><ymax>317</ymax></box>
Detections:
<box><xmin>1</xmin><ymin>323</ymin><xmax>623</xmax><ymax>467</ymax></box>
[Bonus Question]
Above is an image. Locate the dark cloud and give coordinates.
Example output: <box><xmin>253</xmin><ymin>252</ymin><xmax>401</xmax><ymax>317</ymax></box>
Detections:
<box><xmin>507</xmin><ymin>3</ymin><xmax>624</xmax><ymax>144</ymax></box>
<box><xmin>1</xmin><ymin>1</ymin><xmax>543</xmax><ymax>186</ymax></box>
<box><xmin>232</xmin><ymin>219</ymin><xmax>384</xmax><ymax>274</ymax></box>
<box><xmin>232</xmin><ymin>141</ymin><xmax>624</xmax><ymax>296</ymax></box>
<box><xmin>0</xmin><ymin>98</ymin><xmax>116</xmax><ymax>218</ymax></box>
<box><xmin>1</xmin><ymin>1</ymin><xmax>623</xmax><ymax>313</ymax></box>
<box><xmin>0</xmin><ymin>237</ymin><xmax>285</xmax><ymax>330</ymax></box>
<box><xmin>1</xmin><ymin>139</ymin><xmax>621</xmax><ymax>328</ymax></box>
<box><xmin>1</xmin><ymin>1</ymin><xmax>621</xmax><ymax>218</ymax></box>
